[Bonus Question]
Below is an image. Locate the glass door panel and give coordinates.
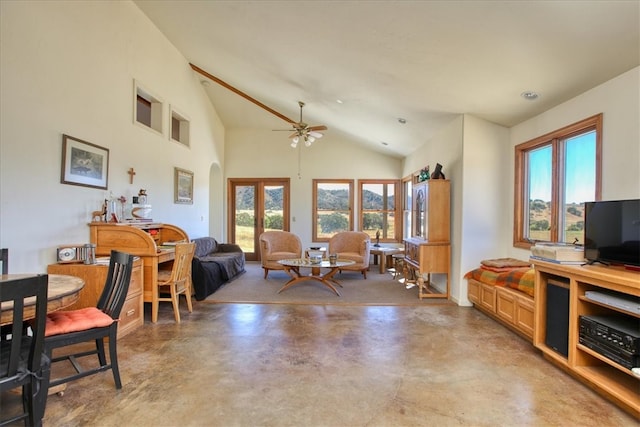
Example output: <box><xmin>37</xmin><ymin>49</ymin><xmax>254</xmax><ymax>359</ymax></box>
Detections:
<box><xmin>233</xmin><ymin>184</ymin><xmax>256</xmax><ymax>256</ymax></box>
<box><xmin>229</xmin><ymin>179</ymin><xmax>289</xmax><ymax>261</ymax></box>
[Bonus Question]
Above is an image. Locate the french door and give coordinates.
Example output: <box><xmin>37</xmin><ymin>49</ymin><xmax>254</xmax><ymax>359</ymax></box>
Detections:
<box><xmin>228</xmin><ymin>178</ymin><xmax>290</xmax><ymax>261</ymax></box>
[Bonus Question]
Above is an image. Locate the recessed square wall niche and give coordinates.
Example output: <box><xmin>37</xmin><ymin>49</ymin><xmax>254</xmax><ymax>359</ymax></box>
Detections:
<box><xmin>170</xmin><ymin>105</ymin><xmax>190</xmax><ymax>147</ymax></box>
<box><xmin>134</xmin><ymin>80</ymin><xmax>163</xmax><ymax>135</ymax></box>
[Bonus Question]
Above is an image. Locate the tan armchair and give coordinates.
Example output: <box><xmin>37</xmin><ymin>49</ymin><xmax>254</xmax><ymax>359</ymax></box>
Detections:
<box><xmin>328</xmin><ymin>231</ymin><xmax>371</xmax><ymax>279</ymax></box>
<box><xmin>259</xmin><ymin>231</ymin><xmax>302</xmax><ymax>278</ymax></box>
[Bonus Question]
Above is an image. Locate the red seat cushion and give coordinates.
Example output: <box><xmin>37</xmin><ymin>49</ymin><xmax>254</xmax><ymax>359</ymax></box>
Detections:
<box><xmin>45</xmin><ymin>307</ymin><xmax>114</xmax><ymax>337</ymax></box>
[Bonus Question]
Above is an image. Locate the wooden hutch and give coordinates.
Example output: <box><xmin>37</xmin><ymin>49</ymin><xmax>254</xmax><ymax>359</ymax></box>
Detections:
<box><xmin>403</xmin><ymin>177</ymin><xmax>451</xmax><ymax>299</ymax></box>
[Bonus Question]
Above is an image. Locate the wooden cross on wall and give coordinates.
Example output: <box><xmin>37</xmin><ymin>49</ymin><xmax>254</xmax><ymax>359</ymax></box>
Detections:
<box><xmin>128</xmin><ymin>167</ymin><xmax>136</xmax><ymax>184</ymax></box>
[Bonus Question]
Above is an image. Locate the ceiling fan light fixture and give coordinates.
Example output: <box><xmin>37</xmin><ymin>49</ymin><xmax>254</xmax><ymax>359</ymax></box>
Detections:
<box><xmin>283</xmin><ymin>101</ymin><xmax>327</xmax><ymax>148</ymax></box>
<box><xmin>521</xmin><ymin>91</ymin><xmax>540</xmax><ymax>101</ymax></box>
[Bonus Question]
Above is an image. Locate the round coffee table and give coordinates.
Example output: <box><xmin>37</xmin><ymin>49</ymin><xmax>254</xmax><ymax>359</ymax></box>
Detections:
<box><xmin>277</xmin><ymin>258</ymin><xmax>355</xmax><ymax>296</ymax></box>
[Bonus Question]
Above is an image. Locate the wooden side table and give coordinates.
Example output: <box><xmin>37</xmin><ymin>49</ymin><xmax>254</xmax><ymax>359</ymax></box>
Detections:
<box><xmin>369</xmin><ymin>247</ymin><xmax>404</xmax><ymax>274</ymax></box>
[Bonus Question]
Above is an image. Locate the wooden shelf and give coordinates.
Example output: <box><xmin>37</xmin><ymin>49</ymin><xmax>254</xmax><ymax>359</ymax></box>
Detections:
<box><xmin>532</xmin><ymin>259</ymin><xmax>640</xmax><ymax>418</ymax></box>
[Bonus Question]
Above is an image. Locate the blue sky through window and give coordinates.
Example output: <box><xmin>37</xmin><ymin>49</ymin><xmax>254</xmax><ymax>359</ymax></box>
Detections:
<box><xmin>529</xmin><ymin>132</ymin><xmax>596</xmax><ymax>204</ymax></box>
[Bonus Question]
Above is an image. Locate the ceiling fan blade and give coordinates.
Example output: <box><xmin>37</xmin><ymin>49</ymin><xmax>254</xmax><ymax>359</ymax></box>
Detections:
<box><xmin>308</xmin><ymin>125</ymin><xmax>327</xmax><ymax>131</ymax></box>
<box><xmin>288</xmin><ymin>132</ymin><xmax>299</xmax><ymax>139</ymax></box>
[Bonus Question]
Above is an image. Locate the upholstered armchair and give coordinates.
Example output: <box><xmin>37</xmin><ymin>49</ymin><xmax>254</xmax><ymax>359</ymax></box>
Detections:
<box><xmin>328</xmin><ymin>231</ymin><xmax>371</xmax><ymax>278</ymax></box>
<box><xmin>259</xmin><ymin>231</ymin><xmax>302</xmax><ymax>278</ymax></box>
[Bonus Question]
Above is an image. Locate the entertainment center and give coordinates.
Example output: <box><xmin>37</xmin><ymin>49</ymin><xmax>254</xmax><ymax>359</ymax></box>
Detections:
<box><xmin>532</xmin><ymin>259</ymin><xmax>639</xmax><ymax>418</ymax></box>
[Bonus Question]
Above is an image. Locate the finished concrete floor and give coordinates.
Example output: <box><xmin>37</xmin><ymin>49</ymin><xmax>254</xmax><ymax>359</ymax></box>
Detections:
<box><xmin>5</xmin><ymin>301</ymin><xmax>638</xmax><ymax>426</ymax></box>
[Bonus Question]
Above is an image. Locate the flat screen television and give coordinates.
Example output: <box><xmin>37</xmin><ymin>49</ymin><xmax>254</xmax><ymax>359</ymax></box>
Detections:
<box><xmin>584</xmin><ymin>199</ymin><xmax>640</xmax><ymax>267</ymax></box>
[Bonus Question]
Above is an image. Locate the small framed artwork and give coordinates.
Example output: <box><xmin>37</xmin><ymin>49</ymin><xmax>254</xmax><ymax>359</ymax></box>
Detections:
<box><xmin>61</xmin><ymin>134</ymin><xmax>109</xmax><ymax>190</ymax></box>
<box><xmin>174</xmin><ymin>167</ymin><xmax>193</xmax><ymax>204</ymax></box>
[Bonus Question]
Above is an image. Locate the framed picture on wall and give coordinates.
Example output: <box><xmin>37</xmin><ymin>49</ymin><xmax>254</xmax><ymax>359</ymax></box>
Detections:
<box><xmin>174</xmin><ymin>167</ymin><xmax>193</xmax><ymax>204</ymax></box>
<box><xmin>61</xmin><ymin>134</ymin><xmax>109</xmax><ymax>190</ymax></box>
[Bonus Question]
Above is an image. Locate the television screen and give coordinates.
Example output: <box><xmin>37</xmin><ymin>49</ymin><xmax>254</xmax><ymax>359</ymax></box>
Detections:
<box><xmin>584</xmin><ymin>199</ymin><xmax>640</xmax><ymax>266</ymax></box>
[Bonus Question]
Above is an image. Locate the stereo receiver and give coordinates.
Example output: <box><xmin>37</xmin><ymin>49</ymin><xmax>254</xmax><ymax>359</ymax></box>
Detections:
<box><xmin>579</xmin><ymin>315</ymin><xmax>640</xmax><ymax>370</ymax></box>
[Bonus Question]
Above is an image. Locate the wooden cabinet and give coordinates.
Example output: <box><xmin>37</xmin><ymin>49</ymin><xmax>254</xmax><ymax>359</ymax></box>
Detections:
<box><xmin>411</xmin><ymin>179</ymin><xmax>450</xmax><ymax>241</ymax></box>
<box><xmin>404</xmin><ymin>239</ymin><xmax>450</xmax><ymax>298</ymax></box>
<box><xmin>404</xmin><ymin>179</ymin><xmax>451</xmax><ymax>298</ymax></box>
<box><xmin>89</xmin><ymin>222</ymin><xmax>189</xmax><ymax>304</ymax></box>
<box><xmin>468</xmin><ymin>278</ymin><xmax>534</xmax><ymax>340</ymax></box>
<box><xmin>532</xmin><ymin>259</ymin><xmax>639</xmax><ymax>418</ymax></box>
<box><xmin>47</xmin><ymin>258</ymin><xmax>144</xmax><ymax>338</ymax></box>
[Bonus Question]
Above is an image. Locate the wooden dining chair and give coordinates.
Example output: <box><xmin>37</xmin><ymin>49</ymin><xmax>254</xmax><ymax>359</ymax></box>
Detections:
<box><xmin>0</xmin><ymin>274</ymin><xmax>49</xmax><ymax>427</ymax></box>
<box><xmin>41</xmin><ymin>250</ymin><xmax>133</xmax><ymax>394</ymax></box>
<box><xmin>154</xmin><ymin>242</ymin><xmax>196</xmax><ymax>323</ymax></box>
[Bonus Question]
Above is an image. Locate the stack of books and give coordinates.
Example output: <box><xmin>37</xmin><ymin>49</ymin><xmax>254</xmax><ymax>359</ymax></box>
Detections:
<box><xmin>530</xmin><ymin>243</ymin><xmax>586</xmax><ymax>264</ymax></box>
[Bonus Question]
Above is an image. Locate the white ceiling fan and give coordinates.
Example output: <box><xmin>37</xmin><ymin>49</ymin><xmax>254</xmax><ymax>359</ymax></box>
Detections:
<box><xmin>277</xmin><ymin>101</ymin><xmax>327</xmax><ymax>148</ymax></box>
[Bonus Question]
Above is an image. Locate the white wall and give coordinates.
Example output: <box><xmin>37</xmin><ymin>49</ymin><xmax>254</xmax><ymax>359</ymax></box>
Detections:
<box><xmin>507</xmin><ymin>66</ymin><xmax>640</xmax><ymax>261</ymax></box>
<box><xmin>0</xmin><ymin>1</ymin><xmax>224</xmax><ymax>272</ymax></box>
<box><xmin>225</xmin><ymin>128</ymin><xmax>403</xmax><ymax>246</ymax></box>
<box><xmin>401</xmin><ymin>115</ymin><xmax>465</xmax><ymax>302</ymax></box>
<box><xmin>458</xmin><ymin>115</ymin><xmax>510</xmax><ymax>305</ymax></box>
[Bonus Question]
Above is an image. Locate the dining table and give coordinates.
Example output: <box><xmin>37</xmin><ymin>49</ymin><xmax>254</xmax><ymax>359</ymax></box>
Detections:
<box><xmin>0</xmin><ymin>273</ymin><xmax>85</xmax><ymax>326</ymax></box>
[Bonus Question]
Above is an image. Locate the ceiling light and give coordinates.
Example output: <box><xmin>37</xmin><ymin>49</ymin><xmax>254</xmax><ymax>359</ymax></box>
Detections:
<box><xmin>336</xmin><ymin>99</ymin><xmax>343</xmax><ymax>104</ymax></box>
<box><xmin>398</xmin><ymin>118</ymin><xmax>407</xmax><ymax>124</ymax></box>
<box><xmin>282</xmin><ymin>101</ymin><xmax>326</xmax><ymax>149</ymax></box>
<box><xmin>521</xmin><ymin>91</ymin><xmax>540</xmax><ymax>101</ymax></box>
<box><xmin>381</xmin><ymin>141</ymin><xmax>389</xmax><ymax>146</ymax></box>
<box><xmin>201</xmin><ymin>80</ymin><xmax>210</xmax><ymax>87</ymax></box>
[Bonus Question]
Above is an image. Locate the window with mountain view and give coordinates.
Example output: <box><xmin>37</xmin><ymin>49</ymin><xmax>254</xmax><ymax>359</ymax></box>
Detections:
<box><xmin>514</xmin><ymin>114</ymin><xmax>602</xmax><ymax>248</ymax></box>
<box><xmin>313</xmin><ymin>180</ymin><xmax>354</xmax><ymax>241</ymax></box>
<box><xmin>359</xmin><ymin>180</ymin><xmax>400</xmax><ymax>242</ymax></box>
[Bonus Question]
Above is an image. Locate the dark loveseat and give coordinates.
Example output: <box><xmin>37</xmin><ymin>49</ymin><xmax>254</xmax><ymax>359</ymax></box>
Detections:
<box><xmin>191</xmin><ymin>237</ymin><xmax>245</xmax><ymax>300</ymax></box>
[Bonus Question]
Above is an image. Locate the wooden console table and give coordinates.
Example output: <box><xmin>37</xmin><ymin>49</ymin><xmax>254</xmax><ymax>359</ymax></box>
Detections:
<box><xmin>89</xmin><ymin>223</ymin><xmax>189</xmax><ymax>323</ymax></box>
<box><xmin>532</xmin><ymin>259</ymin><xmax>639</xmax><ymax>418</ymax></box>
<box><xmin>403</xmin><ymin>238</ymin><xmax>450</xmax><ymax>299</ymax></box>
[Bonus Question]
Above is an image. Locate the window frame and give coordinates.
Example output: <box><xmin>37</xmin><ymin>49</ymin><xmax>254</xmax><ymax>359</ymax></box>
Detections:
<box><xmin>402</xmin><ymin>175</ymin><xmax>413</xmax><ymax>241</ymax></box>
<box><xmin>169</xmin><ymin>105</ymin><xmax>190</xmax><ymax>147</ymax></box>
<box><xmin>513</xmin><ymin>113</ymin><xmax>602</xmax><ymax>249</ymax></box>
<box><xmin>358</xmin><ymin>179</ymin><xmax>402</xmax><ymax>243</ymax></box>
<box><xmin>312</xmin><ymin>179</ymin><xmax>354</xmax><ymax>242</ymax></box>
<box><xmin>134</xmin><ymin>79</ymin><xmax>164</xmax><ymax>135</ymax></box>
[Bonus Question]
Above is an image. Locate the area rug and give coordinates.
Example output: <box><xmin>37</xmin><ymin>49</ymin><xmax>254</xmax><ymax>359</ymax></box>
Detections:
<box><xmin>203</xmin><ymin>261</ymin><xmax>453</xmax><ymax>306</ymax></box>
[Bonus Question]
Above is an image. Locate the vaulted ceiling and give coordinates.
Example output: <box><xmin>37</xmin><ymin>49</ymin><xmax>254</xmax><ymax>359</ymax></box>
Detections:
<box><xmin>134</xmin><ymin>1</ymin><xmax>639</xmax><ymax>158</ymax></box>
